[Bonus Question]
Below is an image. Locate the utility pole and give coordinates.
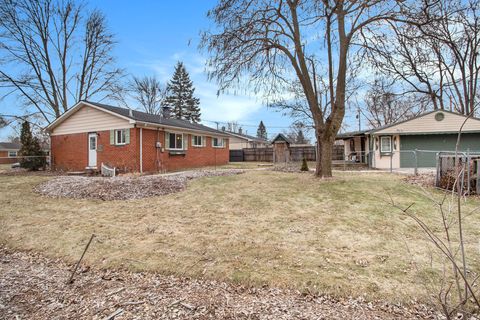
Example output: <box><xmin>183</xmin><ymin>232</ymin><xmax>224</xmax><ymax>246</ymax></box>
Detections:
<box><xmin>357</xmin><ymin>107</ymin><xmax>361</xmax><ymax>131</ymax></box>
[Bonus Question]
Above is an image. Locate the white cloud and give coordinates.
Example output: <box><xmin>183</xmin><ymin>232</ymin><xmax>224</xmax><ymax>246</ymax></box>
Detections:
<box><xmin>142</xmin><ymin>51</ymin><xmax>265</xmax><ymax>122</ymax></box>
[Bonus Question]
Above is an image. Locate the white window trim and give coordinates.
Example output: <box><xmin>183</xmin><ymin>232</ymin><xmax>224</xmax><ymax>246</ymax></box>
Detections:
<box><xmin>212</xmin><ymin>137</ymin><xmax>225</xmax><ymax>148</ymax></box>
<box><xmin>192</xmin><ymin>135</ymin><xmax>204</xmax><ymax>147</ymax></box>
<box><xmin>169</xmin><ymin>132</ymin><xmax>184</xmax><ymax>150</ymax></box>
<box><xmin>7</xmin><ymin>151</ymin><xmax>17</xmax><ymax>157</ymax></box>
<box><xmin>380</xmin><ymin>136</ymin><xmax>392</xmax><ymax>153</ymax></box>
<box><xmin>115</xmin><ymin>129</ymin><xmax>126</xmax><ymax>145</ymax></box>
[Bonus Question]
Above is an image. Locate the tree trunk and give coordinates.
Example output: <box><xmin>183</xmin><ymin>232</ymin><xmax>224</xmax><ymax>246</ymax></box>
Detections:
<box><xmin>315</xmin><ymin>134</ymin><xmax>334</xmax><ymax>178</ymax></box>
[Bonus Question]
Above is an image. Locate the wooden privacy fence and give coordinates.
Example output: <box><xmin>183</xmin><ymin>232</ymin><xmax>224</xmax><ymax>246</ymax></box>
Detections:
<box><xmin>436</xmin><ymin>153</ymin><xmax>480</xmax><ymax>195</ymax></box>
<box><xmin>243</xmin><ymin>148</ymin><xmax>273</xmax><ymax>162</ymax></box>
<box><xmin>239</xmin><ymin>145</ymin><xmax>344</xmax><ymax>162</ymax></box>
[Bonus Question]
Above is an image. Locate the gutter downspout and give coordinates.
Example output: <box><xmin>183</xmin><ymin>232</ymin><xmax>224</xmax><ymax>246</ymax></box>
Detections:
<box><xmin>140</xmin><ymin>127</ymin><xmax>143</xmax><ymax>173</ymax></box>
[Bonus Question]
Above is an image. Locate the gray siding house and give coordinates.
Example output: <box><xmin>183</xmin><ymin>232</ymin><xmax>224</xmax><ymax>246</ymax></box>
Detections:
<box><xmin>337</xmin><ymin>110</ymin><xmax>480</xmax><ymax>169</ymax></box>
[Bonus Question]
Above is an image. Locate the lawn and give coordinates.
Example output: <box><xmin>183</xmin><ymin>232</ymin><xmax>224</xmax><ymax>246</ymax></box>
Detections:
<box><xmin>1</xmin><ymin>170</ymin><xmax>479</xmax><ymax>305</ymax></box>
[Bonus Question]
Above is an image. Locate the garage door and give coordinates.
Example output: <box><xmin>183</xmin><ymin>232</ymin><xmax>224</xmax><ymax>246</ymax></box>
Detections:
<box><xmin>400</xmin><ymin>133</ymin><xmax>480</xmax><ymax>168</ymax></box>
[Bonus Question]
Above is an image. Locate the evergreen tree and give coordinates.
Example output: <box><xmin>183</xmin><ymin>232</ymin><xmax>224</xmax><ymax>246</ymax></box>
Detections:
<box><xmin>296</xmin><ymin>129</ymin><xmax>308</xmax><ymax>144</ymax></box>
<box><xmin>164</xmin><ymin>62</ymin><xmax>201</xmax><ymax>122</ymax></box>
<box><xmin>300</xmin><ymin>157</ymin><xmax>309</xmax><ymax>171</ymax></box>
<box><xmin>18</xmin><ymin>121</ymin><xmax>46</xmax><ymax>170</ymax></box>
<box><xmin>256</xmin><ymin>121</ymin><xmax>267</xmax><ymax>139</ymax></box>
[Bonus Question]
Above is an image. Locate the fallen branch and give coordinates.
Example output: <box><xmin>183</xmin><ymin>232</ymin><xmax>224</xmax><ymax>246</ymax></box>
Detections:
<box><xmin>67</xmin><ymin>234</ymin><xmax>95</xmax><ymax>284</ymax></box>
<box><xmin>102</xmin><ymin>308</ymin><xmax>123</xmax><ymax>320</ymax></box>
<box><xmin>106</xmin><ymin>287</ymin><xmax>125</xmax><ymax>296</ymax></box>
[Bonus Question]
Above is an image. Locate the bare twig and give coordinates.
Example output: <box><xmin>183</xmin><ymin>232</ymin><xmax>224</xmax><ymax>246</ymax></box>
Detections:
<box><xmin>67</xmin><ymin>234</ymin><xmax>95</xmax><ymax>284</ymax></box>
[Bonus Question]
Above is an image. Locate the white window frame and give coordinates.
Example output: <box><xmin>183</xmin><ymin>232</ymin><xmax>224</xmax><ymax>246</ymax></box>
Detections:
<box><xmin>212</xmin><ymin>137</ymin><xmax>225</xmax><ymax>148</ymax></box>
<box><xmin>380</xmin><ymin>136</ymin><xmax>392</xmax><ymax>153</ymax></box>
<box><xmin>115</xmin><ymin>129</ymin><xmax>126</xmax><ymax>145</ymax></box>
<box><xmin>169</xmin><ymin>132</ymin><xmax>184</xmax><ymax>150</ymax></box>
<box><xmin>192</xmin><ymin>135</ymin><xmax>204</xmax><ymax>147</ymax></box>
<box><xmin>8</xmin><ymin>151</ymin><xmax>17</xmax><ymax>157</ymax></box>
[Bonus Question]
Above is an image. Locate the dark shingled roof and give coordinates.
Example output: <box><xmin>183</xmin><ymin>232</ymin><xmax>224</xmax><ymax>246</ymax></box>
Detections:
<box><xmin>270</xmin><ymin>133</ymin><xmax>293</xmax><ymax>144</ymax></box>
<box><xmin>0</xmin><ymin>142</ymin><xmax>21</xmax><ymax>150</ymax></box>
<box><xmin>85</xmin><ymin>101</ymin><xmax>227</xmax><ymax>135</ymax></box>
<box><xmin>335</xmin><ymin>130</ymin><xmax>368</xmax><ymax>139</ymax></box>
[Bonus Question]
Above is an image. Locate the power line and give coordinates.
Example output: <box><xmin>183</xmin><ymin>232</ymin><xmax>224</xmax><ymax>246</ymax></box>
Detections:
<box><xmin>201</xmin><ymin>119</ymin><xmax>294</xmax><ymax>129</ymax></box>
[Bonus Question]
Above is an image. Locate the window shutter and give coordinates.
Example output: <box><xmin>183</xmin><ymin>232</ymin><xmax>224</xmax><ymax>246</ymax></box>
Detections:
<box><xmin>203</xmin><ymin>136</ymin><xmax>206</xmax><ymax>147</ymax></box>
<box><xmin>125</xmin><ymin>129</ymin><xmax>130</xmax><ymax>144</ymax></box>
<box><xmin>110</xmin><ymin>130</ymin><xmax>115</xmax><ymax>145</ymax></box>
<box><xmin>192</xmin><ymin>135</ymin><xmax>195</xmax><ymax>146</ymax></box>
<box><xmin>183</xmin><ymin>134</ymin><xmax>188</xmax><ymax>150</ymax></box>
<box><xmin>165</xmin><ymin>132</ymin><xmax>170</xmax><ymax>150</ymax></box>
<box><xmin>223</xmin><ymin>138</ymin><xmax>227</xmax><ymax>148</ymax></box>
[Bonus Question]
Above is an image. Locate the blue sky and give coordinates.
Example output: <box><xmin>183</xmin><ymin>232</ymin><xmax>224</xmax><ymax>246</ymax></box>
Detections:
<box><xmin>0</xmin><ymin>0</ymin><xmax>361</xmax><ymax>140</ymax></box>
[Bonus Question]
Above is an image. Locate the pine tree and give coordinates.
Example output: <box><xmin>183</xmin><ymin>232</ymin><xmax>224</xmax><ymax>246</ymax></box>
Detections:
<box><xmin>296</xmin><ymin>129</ymin><xmax>308</xmax><ymax>144</ymax></box>
<box><xmin>300</xmin><ymin>157</ymin><xmax>309</xmax><ymax>171</ymax></box>
<box><xmin>164</xmin><ymin>62</ymin><xmax>201</xmax><ymax>122</ymax></box>
<box><xmin>18</xmin><ymin>121</ymin><xmax>46</xmax><ymax>171</ymax></box>
<box><xmin>257</xmin><ymin>121</ymin><xmax>267</xmax><ymax>139</ymax></box>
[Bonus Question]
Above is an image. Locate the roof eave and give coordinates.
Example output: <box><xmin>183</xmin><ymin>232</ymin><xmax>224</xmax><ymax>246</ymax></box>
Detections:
<box><xmin>46</xmin><ymin>101</ymin><xmax>135</xmax><ymax>132</ymax></box>
<box><xmin>136</xmin><ymin>121</ymin><xmax>230</xmax><ymax>137</ymax></box>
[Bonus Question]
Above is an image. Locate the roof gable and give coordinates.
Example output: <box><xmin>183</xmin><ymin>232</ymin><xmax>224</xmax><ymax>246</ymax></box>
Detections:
<box><xmin>370</xmin><ymin>110</ymin><xmax>480</xmax><ymax>135</ymax></box>
<box><xmin>47</xmin><ymin>101</ymin><xmax>229</xmax><ymax>136</ymax></box>
<box><xmin>271</xmin><ymin>133</ymin><xmax>292</xmax><ymax>144</ymax></box>
<box><xmin>223</xmin><ymin>131</ymin><xmax>268</xmax><ymax>142</ymax></box>
<box><xmin>0</xmin><ymin>142</ymin><xmax>21</xmax><ymax>150</ymax></box>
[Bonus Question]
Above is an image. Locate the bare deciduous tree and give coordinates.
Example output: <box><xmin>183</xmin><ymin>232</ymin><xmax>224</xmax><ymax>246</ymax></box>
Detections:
<box><xmin>201</xmin><ymin>0</ymin><xmax>411</xmax><ymax>177</ymax></box>
<box><xmin>364</xmin><ymin>0</ymin><xmax>480</xmax><ymax>115</ymax></box>
<box><xmin>0</xmin><ymin>0</ymin><xmax>123</xmax><ymax>124</ymax></box>
<box><xmin>130</xmin><ymin>76</ymin><xmax>166</xmax><ymax>115</ymax></box>
<box><xmin>362</xmin><ymin>77</ymin><xmax>428</xmax><ymax>128</ymax></box>
<box><xmin>390</xmin><ymin>114</ymin><xmax>480</xmax><ymax>318</ymax></box>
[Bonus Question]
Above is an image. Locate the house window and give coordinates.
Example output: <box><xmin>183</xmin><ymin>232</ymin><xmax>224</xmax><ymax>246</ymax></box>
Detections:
<box><xmin>115</xmin><ymin>129</ymin><xmax>126</xmax><ymax>145</ymax></box>
<box><xmin>8</xmin><ymin>151</ymin><xmax>17</xmax><ymax>157</ymax></box>
<box><xmin>192</xmin><ymin>135</ymin><xmax>204</xmax><ymax>147</ymax></box>
<box><xmin>169</xmin><ymin>133</ymin><xmax>184</xmax><ymax>150</ymax></box>
<box><xmin>212</xmin><ymin>137</ymin><xmax>225</xmax><ymax>148</ymax></box>
<box><xmin>380</xmin><ymin>136</ymin><xmax>392</xmax><ymax>153</ymax></box>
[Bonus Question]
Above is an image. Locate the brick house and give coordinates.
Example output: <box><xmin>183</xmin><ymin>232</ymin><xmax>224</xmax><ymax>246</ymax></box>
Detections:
<box><xmin>46</xmin><ymin>101</ymin><xmax>230</xmax><ymax>173</ymax></box>
<box><xmin>0</xmin><ymin>142</ymin><xmax>21</xmax><ymax>165</ymax></box>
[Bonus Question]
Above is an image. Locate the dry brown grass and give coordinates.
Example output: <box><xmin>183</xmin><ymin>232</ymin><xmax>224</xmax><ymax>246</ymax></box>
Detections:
<box><xmin>1</xmin><ymin>170</ymin><xmax>479</xmax><ymax>305</ymax></box>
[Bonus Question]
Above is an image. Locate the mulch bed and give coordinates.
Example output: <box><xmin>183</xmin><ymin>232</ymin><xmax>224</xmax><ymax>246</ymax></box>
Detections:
<box><xmin>403</xmin><ymin>174</ymin><xmax>436</xmax><ymax>189</ymax></box>
<box><xmin>0</xmin><ymin>168</ymin><xmax>63</xmax><ymax>177</ymax></box>
<box><xmin>271</xmin><ymin>163</ymin><xmax>312</xmax><ymax>173</ymax></box>
<box><xmin>0</xmin><ymin>247</ymin><xmax>438</xmax><ymax>319</ymax></box>
<box><xmin>34</xmin><ymin>169</ymin><xmax>245</xmax><ymax>201</ymax></box>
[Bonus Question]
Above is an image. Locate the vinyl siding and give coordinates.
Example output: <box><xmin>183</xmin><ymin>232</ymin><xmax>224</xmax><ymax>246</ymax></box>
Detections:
<box><xmin>371</xmin><ymin>134</ymin><xmax>400</xmax><ymax>169</ymax></box>
<box><xmin>51</xmin><ymin>106</ymin><xmax>133</xmax><ymax>136</ymax></box>
<box><xmin>399</xmin><ymin>133</ymin><xmax>480</xmax><ymax>168</ymax></box>
<box><xmin>374</xmin><ymin>111</ymin><xmax>480</xmax><ymax>135</ymax></box>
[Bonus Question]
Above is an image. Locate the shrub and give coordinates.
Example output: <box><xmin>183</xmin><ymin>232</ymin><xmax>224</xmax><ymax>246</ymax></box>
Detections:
<box><xmin>300</xmin><ymin>157</ymin><xmax>309</xmax><ymax>171</ymax></box>
<box><xmin>18</xmin><ymin>121</ymin><xmax>46</xmax><ymax>171</ymax></box>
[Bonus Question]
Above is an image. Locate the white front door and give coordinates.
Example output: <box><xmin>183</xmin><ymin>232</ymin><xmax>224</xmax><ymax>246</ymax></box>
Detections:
<box><xmin>88</xmin><ymin>133</ymin><xmax>97</xmax><ymax>167</ymax></box>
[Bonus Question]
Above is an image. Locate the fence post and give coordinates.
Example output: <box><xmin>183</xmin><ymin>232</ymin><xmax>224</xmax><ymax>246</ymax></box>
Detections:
<box><xmin>477</xmin><ymin>160</ymin><xmax>480</xmax><ymax>194</ymax></box>
<box><xmin>467</xmin><ymin>148</ymin><xmax>471</xmax><ymax>194</ymax></box>
<box><xmin>435</xmin><ymin>153</ymin><xmax>441</xmax><ymax>187</ymax></box>
<box><xmin>414</xmin><ymin>149</ymin><xmax>418</xmax><ymax>176</ymax></box>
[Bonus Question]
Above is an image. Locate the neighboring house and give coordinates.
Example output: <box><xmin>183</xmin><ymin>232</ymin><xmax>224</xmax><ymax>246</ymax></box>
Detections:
<box><xmin>223</xmin><ymin>130</ymin><xmax>269</xmax><ymax>150</ymax></box>
<box><xmin>46</xmin><ymin>101</ymin><xmax>230</xmax><ymax>173</ymax></box>
<box><xmin>0</xmin><ymin>142</ymin><xmax>21</xmax><ymax>164</ymax></box>
<box><xmin>337</xmin><ymin>110</ymin><xmax>480</xmax><ymax>169</ymax></box>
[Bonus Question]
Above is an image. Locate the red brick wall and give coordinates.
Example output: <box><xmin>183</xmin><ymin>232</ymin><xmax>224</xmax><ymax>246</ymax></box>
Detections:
<box><xmin>97</xmin><ymin>129</ymin><xmax>139</xmax><ymax>172</ymax></box>
<box><xmin>141</xmin><ymin>128</ymin><xmax>229</xmax><ymax>172</ymax></box>
<box><xmin>51</xmin><ymin>127</ymin><xmax>229</xmax><ymax>173</ymax></box>
<box><xmin>51</xmin><ymin>132</ymin><xmax>88</xmax><ymax>171</ymax></box>
<box><xmin>0</xmin><ymin>151</ymin><xmax>18</xmax><ymax>164</ymax></box>
<box><xmin>51</xmin><ymin>129</ymin><xmax>138</xmax><ymax>172</ymax></box>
